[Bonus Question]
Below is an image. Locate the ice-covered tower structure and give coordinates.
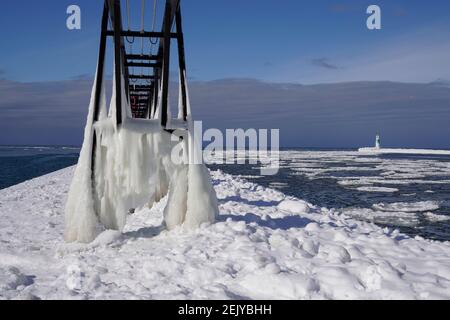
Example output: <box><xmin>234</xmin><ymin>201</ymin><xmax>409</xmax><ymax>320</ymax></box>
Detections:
<box><xmin>64</xmin><ymin>0</ymin><xmax>219</xmax><ymax>243</ymax></box>
<box><xmin>375</xmin><ymin>134</ymin><xmax>381</xmax><ymax>149</ymax></box>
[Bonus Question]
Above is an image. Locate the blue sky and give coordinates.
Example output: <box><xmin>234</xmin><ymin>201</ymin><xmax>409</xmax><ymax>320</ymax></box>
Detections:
<box><xmin>2</xmin><ymin>0</ymin><xmax>450</xmax><ymax>84</ymax></box>
<box><xmin>1</xmin><ymin>1</ymin><xmax>450</xmax><ymax>148</ymax></box>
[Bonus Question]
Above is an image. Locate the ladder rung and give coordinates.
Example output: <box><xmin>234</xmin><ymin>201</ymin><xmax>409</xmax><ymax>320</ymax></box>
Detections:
<box><xmin>126</xmin><ymin>54</ymin><xmax>159</xmax><ymax>61</ymax></box>
<box><xmin>126</xmin><ymin>62</ymin><xmax>161</xmax><ymax>68</ymax></box>
<box><xmin>106</xmin><ymin>30</ymin><xmax>179</xmax><ymax>39</ymax></box>
<box><xmin>129</xmin><ymin>75</ymin><xmax>156</xmax><ymax>80</ymax></box>
<box><xmin>129</xmin><ymin>90</ymin><xmax>152</xmax><ymax>93</ymax></box>
<box><xmin>129</xmin><ymin>85</ymin><xmax>152</xmax><ymax>90</ymax></box>
<box><xmin>130</xmin><ymin>98</ymin><xmax>150</xmax><ymax>102</ymax></box>
<box><xmin>130</xmin><ymin>92</ymin><xmax>150</xmax><ymax>96</ymax></box>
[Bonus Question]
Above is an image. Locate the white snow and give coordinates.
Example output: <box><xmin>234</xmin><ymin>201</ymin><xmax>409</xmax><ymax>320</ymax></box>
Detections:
<box><xmin>1</xmin><ymin>167</ymin><xmax>450</xmax><ymax>299</ymax></box>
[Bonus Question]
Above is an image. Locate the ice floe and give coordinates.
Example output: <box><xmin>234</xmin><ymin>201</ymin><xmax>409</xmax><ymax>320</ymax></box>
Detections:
<box><xmin>424</xmin><ymin>212</ymin><xmax>450</xmax><ymax>222</ymax></box>
<box><xmin>356</xmin><ymin>186</ymin><xmax>399</xmax><ymax>193</ymax></box>
<box><xmin>341</xmin><ymin>208</ymin><xmax>420</xmax><ymax>227</ymax></box>
<box><xmin>372</xmin><ymin>201</ymin><xmax>440</xmax><ymax>213</ymax></box>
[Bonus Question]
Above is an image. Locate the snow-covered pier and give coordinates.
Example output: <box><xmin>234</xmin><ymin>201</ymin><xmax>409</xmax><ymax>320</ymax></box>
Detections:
<box><xmin>358</xmin><ymin>135</ymin><xmax>450</xmax><ymax>156</ymax></box>
<box><xmin>1</xmin><ymin>167</ymin><xmax>449</xmax><ymax>299</ymax></box>
<box><xmin>358</xmin><ymin>147</ymin><xmax>450</xmax><ymax>156</ymax></box>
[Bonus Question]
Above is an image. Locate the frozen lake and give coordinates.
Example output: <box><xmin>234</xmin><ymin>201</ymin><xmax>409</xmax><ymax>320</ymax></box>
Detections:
<box><xmin>1</xmin><ymin>146</ymin><xmax>450</xmax><ymax>241</ymax></box>
<box><xmin>209</xmin><ymin>150</ymin><xmax>450</xmax><ymax>241</ymax></box>
<box><xmin>0</xmin><ymin>146</ymin><xmax>79</xmax><ymax>190</ymax></box>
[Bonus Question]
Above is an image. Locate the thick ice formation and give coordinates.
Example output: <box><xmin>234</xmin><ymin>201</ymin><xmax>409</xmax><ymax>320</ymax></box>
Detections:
<box><xmin>65</xmin><ymin>64</ymin><xmax>218</xmax><ymax>243</ymax></box>
<box><xmin>64</xmin><ymin>69</ymin><xmax>103</xmax><ymax>243</ymax></box>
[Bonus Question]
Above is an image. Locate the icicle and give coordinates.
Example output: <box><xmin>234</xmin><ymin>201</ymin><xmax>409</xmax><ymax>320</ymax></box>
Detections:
<box><xmin>64</xmin><ymin>68</ymin><xmax>104</xmax><ymax>243</ymax></box>
<box><xmin>184</xmin><ymin>163</ymin><xmax>219</xmax><ymax>228</ymax></box>
<box><xmin>183</xmin><ymin>72</ymin><xmax>219</xmax><ymax>227</ymax></box>
<box><xmin>163</xmin><ymin>165</ymin><xmax>188</xmax><ymax>230</ymax></box>
<box><xmin>177</xmin><ymin>74</ymin><xmax>184</xmax><ymax>119</ymax></box>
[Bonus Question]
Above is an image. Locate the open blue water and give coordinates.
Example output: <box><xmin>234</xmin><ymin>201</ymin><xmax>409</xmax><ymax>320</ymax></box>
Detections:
<box><xmin>208</xmin><ymin>149</ymin><xmax>450</xmax><ymax>242</ymax></box>
<box><xmin>0</xmin><ymin>146</ymin><xmax>80</xmax><ymax>190</ymax></box>
<box><xmin>1</xmin><ymin>146</ymin><xmax>449</xmax><ymax>241</ymax></box>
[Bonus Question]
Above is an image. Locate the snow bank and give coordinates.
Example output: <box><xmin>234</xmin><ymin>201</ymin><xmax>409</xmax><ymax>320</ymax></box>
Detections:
<box><xmin>1</xmin><ymin>167</ymin><xmax>450</xmax><ymax>299</ymax></box>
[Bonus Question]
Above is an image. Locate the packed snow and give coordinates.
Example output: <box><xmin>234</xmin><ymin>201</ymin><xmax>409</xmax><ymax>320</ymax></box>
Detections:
<box><xmin>1</xmin><ymin>167</ymin><xmax>450</xmax><ymax>300</ymax></box>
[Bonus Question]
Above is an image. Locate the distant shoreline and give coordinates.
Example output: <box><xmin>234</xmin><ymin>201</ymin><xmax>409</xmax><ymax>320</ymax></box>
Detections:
<box><xmin>358</xmin><ymin>147</ymin><xmax>450</xmax><ymax>156</ymax></box>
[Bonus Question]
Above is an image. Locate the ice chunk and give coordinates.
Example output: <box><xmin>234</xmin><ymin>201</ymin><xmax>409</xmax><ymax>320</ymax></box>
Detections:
<box><xmin>423</xmin><ymin>212</ymin><xmax>450</xmax><ymax>222</ymax></box>
<box><xmin>373</xmin><ymin>201</ymin><xmax>440</xmax><ymax>213</ymax></box>
<box><xmin>277</xmin><ymin>199</ymin><xmax>311</xmax><ymax>214</ymax></box>
<box><xmin>356</xmin><ymin>186</ymin><xmax>399</xmax><ymax>193</ymax></box>
<box><xmin>342</xmin><ymin>208</ymin><xmax>419</xmax><ymax>227</ymax></box>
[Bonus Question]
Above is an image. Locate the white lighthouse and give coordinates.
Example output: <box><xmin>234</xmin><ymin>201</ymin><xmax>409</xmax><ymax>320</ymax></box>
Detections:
<box><xmin>375</xmin><ymin>134</ymin><xmax>381</xmax><ymax>149</ymax></box>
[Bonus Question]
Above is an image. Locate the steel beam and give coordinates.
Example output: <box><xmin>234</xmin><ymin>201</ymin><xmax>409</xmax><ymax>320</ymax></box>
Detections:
<box><xmin>125</xmin><ymin>62</ymin><xmax>161</xmax><ymax>68</ymax></box>
<box><xmin>129</xmin><ymin>74</ymin><xmax>157</xmax><ymax>80</ymax></box>
<box><xmin>126</xmin><ymin>54</ymin><xmax>159</xmax><ymax>61</ymax></box>
<box><xmin>106</xmin><ymin>30</ymin><xmax>178</xmax><ymax>38</ymax></box>
<box><xmin>129</xmin><ymin>85</ymin><xmax>153</xmax><ymax>90</ymax></box>
<box><xmin>93</xmin><ymin>3</ymin><xmax>109</xmax><ymax>123</ymax></box>
<box><xmin>91</xmin><ymin>1</ymin><xmax>110</xmax><ymax>203</ymax></box>
<box><xmin>110</xmin><ymin>0</ymin><xmax>123</xmax><ymax>126</ymax></box>
<box><xmin>175</xmin><ymin>6</ymin><xmax>188</xmax><ymax>121</ymax></box>
<box><xmin>160</xmin><ymin>0</ymin><xmax>173</xmax><ymax>127</ymax></box>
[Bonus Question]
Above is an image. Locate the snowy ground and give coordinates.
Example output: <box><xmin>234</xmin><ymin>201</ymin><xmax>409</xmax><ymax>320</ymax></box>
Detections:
<box><xmin>1</xmin><ymin>167</ymin><xmax>450</xmax><ymax>300</ymax></box>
